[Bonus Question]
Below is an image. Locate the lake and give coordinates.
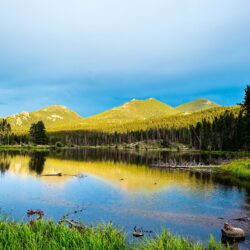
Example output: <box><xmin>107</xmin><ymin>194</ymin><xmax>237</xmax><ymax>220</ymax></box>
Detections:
<box><xmin>0</xmin><ymin>149</ymin><xmax>249</xmax><ymax>249</ymax></box>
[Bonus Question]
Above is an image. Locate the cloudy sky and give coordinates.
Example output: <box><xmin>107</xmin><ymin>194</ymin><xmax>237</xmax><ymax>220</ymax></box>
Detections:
<box><xmin>0</xmin><ymin>0</ymin><xmax>249</xmax><ymax>117</ymax></box>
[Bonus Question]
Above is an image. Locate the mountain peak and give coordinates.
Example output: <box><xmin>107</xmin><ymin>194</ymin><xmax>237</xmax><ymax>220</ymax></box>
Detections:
<box><xmin>39</xmin><ymin>105</ymin><xmax>70</xmax><ymax>112</ymax></box>
<box><xmin>176</xmin><ymin>98</ymin><xmax>221</xmax><ymax>113</ymax></box>
<box><xmin>89</xmin><ymin>98</ymin><xmax>179</xmax><ymax>121</ymax></box>
<box><xmin>5</xmin><ymin>105</ymin><xmax>83</xmax><ymax>132</ymax></box>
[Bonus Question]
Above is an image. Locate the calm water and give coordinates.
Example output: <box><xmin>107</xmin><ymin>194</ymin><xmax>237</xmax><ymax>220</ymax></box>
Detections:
<box><xmin>0</xmin><ymin>149</ymin><xmax>249</xmax><ymax>249</ymax></box>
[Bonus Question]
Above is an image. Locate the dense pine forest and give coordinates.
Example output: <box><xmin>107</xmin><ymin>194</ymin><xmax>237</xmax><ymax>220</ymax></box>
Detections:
<box><xmin>1</xmin><ymin>85</ymin><xmax>250</xmax><ymax>151</ymax></box>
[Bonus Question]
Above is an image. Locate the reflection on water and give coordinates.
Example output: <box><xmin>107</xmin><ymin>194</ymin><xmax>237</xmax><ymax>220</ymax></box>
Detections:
<box><xmin>48</xmin><ymin>148</ymin><xmax>241</xmax><ymax>167</ymax></box>
<box><xmin>29</xmin><ymin>152</ymin><xmax>47</xmax><ymax>175</ymax></box>
<box><xmin>0</xmin><ymin>160</ymin><xmax>10</xmax><ymax>175</ymax></box>
<box><xmin>0</xmin><ymin>149</ymin><xmax>249</xmax><ymax>249</ymax></box>
<box><xmin>3</xmin><ymin>156</ymin><xmax>216</xmax><ymax>191</ymax></box>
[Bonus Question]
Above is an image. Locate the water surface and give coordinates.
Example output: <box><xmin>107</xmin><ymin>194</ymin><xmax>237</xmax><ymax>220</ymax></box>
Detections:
<box><xmin>0</xmin><ymin>149</ymin><xmax>249</xmax><ymax>249</ymax></box>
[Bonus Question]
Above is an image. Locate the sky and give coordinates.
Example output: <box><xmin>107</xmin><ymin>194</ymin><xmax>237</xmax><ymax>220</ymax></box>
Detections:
<box><xmin>0</xmin><ymin>0</ymin><xmax>250</xmax><ymax>117</ymax></box>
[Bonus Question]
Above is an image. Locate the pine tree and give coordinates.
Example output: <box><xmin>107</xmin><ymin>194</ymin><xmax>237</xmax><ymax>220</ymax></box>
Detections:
<box><xmin>29</xmin><ymin>121</ymin><xmax>48</xmax><ymax>145</ymax></box>
<box><xmin>0</xmin><ymin>119</ymin><xmax>11</xmax><ymax>145</ymax></box>
<box><xmin>240</xmin><ymin>85</ymin><xmax>250</xmax><ymax>149</ymax></box>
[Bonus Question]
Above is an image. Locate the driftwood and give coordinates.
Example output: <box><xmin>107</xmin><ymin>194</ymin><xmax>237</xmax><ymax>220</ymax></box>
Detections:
<box><xmin>233</xmin><ymin>217</ymin><xmax>250</xmax><ymax>222</ymax></box>
<box><xmin>41</xmin><ymin>173</ymin><xmax>63</xmax><ymax>176</ymax></box>
<box><xmin>59</xmin><ymin>208</ymin><xmax>86</xmax><ymax>232</ymax></box>
<box><xmin>40</xmin><ymin>173</ymin><xmax>87</xmax><ymax>178</ymax></box>
<box><xmin>221</xmin><ymin>223</ymin><xmax>245</xmax><ymax>240</ymax></box>
<box><xmin>60</xmin><ymin>219</ymin><xmax>85</xmax><ymax>230</ymax></box>
<box><xmin>25</xmin><ymin>208</ymin><xmax>86</xmax><ymax>231</ymax></box>
<box><xmin>61</xmin><ymin>208</ymin><xmax>85</xmax><ymax>220</ymax></box>
<box><xmin>150</xmin><ymin>162</ymin><xmax>205</xmax><ymax>169</ymax></box>
<box><xmin>27</xmin><ymin>209</ymin><xmax>45</xmax><ymax>225</ymax></box>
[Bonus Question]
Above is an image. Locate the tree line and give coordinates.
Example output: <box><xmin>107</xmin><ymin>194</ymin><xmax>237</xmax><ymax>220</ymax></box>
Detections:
<box><xmin>49</xmin><ymin>85</ymin><xmax>250</xmax><ymax>151</ymax></box>
<box><xmin>1</xmin><ymin>85</ymin><xmax>250</xmax><ymax>151</ymax></box>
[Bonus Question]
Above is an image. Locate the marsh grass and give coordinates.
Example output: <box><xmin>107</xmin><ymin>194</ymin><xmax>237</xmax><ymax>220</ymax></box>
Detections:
<box><xmin>0</xmin><ymin>220</ymin><xmax>229</xmax><ymax>250</ymax></box>
<box><xmin>221</xmin><ymin>158</ymin><xmax>250</xmax><ymax>180</ymax></box>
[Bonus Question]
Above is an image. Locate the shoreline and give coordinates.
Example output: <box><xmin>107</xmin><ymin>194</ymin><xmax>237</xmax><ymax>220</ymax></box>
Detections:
<box><xmin>0</xmin><ymin>144</ymin><xmax>249</xmax><ymax>153</ymax></box>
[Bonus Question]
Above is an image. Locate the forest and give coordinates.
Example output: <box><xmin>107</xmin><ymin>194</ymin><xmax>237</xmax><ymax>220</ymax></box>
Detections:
<box><xmin>1</xmin><ymin>85</ymin><xmax>250</xmax><ymax>151</ymax></box>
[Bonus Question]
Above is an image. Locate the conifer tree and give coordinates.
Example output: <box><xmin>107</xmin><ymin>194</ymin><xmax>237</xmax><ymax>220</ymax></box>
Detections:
<box><xmin>29</xmin><ymin>121</ymin><xmax>48</xmax><ymax>145</ymax></box>
<box><xmin>240</xmin><ymin>85</ymin><xmax>250</xmax><ymax>149</ymax></box>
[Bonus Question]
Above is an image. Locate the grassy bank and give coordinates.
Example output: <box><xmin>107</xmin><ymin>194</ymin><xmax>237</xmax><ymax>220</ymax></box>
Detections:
<box><xmin>0</xmin><ymin>145</ymin><xmax>51</xmax><ymax>151</ymax></box>
<box><xmin>0</xmin><ymin>141</ymin><xmax>186</xmax><ymax>151</ymax></box>
<box><xmin>0</xmin><ymin>220</ymin><xmax>228</xmax><ymax>250</ymax></box>
<box><xmin>0</xmin><ymin>221</ymin><xmax>229</xmax><ymax>250</ymax></box>
<box><xmin>220</xmin><ymin>158</ymin><xmax>250</xmax><ymax>180</ymax></box>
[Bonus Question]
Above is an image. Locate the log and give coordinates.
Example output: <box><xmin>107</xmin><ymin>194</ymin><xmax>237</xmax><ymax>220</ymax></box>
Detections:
<box><xmin>60</xmin><ymin>219</ymin><xmax>85</xmax><ymax>230</ymax></box>
<box><xmin>41</xmin><ymin>173</ymin><xmax>63</xmax><ymax>177</ymax></box>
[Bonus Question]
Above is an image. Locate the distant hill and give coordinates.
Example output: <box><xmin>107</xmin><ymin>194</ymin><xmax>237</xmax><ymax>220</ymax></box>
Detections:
<box><xmin>88</xmin><ymin>98</ymin><xmax>180</xmax><ymax>123</ymax></box>
<box><xmin>5</xmin><ymin>105</ymin><xmax>83</xmax><ymax>133</ymax></box>
<box><xmin>104</xmin><ymin>106</ymin><xmax>240</xmax><ymax>133</ymax></box>
<box><xmin>176</xmin><ymin>98</ymin><xmax>221</xmax><ymax>114</ymax></box>
<box><xmin>48</xmin><ymin>106</ymin><xmax>240</xmax><ymax>134</ymax></box>
<box><xmin>1</xmin><ymin>98</ymin><xmax>230</xmax><ymax>134</ymax></box>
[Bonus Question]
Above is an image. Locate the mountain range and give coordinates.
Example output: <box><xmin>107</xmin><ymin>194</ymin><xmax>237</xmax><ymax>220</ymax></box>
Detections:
<box><xmin>2</xmin><ymin>98</ymin><xmax>226</xmax><ymax>133</ymax></box>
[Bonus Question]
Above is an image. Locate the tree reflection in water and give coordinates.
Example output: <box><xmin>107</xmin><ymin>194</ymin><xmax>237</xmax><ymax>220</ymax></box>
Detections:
<box><xmin>29</xmin><ymin>152</ymin><xmax>47</xmax><ymax>175</ymax></box>
<box><xmin>0</xmin><ymin>161</ymin><xmax>10</xmax><ymax>175</ymax></box>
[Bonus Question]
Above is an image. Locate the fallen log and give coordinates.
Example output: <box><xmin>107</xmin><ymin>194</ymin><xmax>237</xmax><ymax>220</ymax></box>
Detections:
<box><xmin>41</xmin><ymin>173</ymin><xmax>63</xmax><ymax>176</ymax></box>
<box><xmin>233</xmin><ymin>216</ymin><xmax>250</xmax><ymax>222</ymax></box>
<box><xmin>40</xmin><ymin>173</ymin><xmax>87</xmax><ymax>178</ymax></box>
<box><xmin>60</xmin><ymin>219</ymin><xmax>86</xmax><ymax>232</ymax></box>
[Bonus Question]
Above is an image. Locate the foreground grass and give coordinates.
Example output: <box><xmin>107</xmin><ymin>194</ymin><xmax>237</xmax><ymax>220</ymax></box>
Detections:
<box><xmin>220</xmin><ymin>158</ymin><xmax>250</xmax><ymax>180</ymax></box>
<box><xmin>0</xmin><ymin>220</ymin><xmax>229</xmax><ymax>250</ymax></box>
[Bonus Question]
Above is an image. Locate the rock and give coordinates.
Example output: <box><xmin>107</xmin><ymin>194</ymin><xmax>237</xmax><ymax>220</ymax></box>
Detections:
<box><xmin>133</xmin><ymin>226</ymin><xmax>144</xmax><ymax>237</ymax></box>
<box><xmin>133</xmin><ymin>231</ymin><xmax>144</xmax><ymax>237</ymax></box>
<box><xmin>221</xmin><ymin>223</ymin><xmax>245</xmax><ymax>240</ymax></box>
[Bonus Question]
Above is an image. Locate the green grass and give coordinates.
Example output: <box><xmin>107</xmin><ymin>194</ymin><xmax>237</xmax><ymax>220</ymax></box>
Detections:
<box><xmin>220</xmin><ymin>158</ymin><xmax>250</xmax><ymax>180</ymax></box>
<box><xmin>0</xmin><ymin>220</ymin><xmax>229</xmax><ymax>250</ymax></box>
<box><xmin>140</xmin><ymin>231</ymin><xmax>228</xmax><ymax>250</ymax></box>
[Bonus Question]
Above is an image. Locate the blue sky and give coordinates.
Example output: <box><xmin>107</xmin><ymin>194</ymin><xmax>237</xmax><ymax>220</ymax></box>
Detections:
<box><xmin>0</xmin><ymin>0</ymin><xmax>250</xmax><ymax>117</ymax></box>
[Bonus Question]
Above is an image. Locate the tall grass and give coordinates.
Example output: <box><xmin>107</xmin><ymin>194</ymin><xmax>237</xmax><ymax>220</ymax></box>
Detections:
<box><xmin>221</xmin><ymin>158</ymin><xmax>250</xmax><ymax>180</ymax></box>
<box><xmin>139</xmin><ymin>231</ymin><xmax>228</xmax><ymax>250</ymax></box>
<box><xmin>0</xmin><ymin>220</ymin><xmax>229</xmax><ymax>250</ymax></box>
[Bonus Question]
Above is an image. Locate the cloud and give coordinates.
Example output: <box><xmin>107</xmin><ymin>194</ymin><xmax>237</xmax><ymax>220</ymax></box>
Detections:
<box><xmin>0</xmin><ymin>0</ymin><xmax>249</xmax><ymax>116</ymax></box>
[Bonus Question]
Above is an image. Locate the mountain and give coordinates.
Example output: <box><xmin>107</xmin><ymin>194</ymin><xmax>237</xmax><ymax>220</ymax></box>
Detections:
<box><xmin>2</xmin><ymin>98</ymin><xmax>226</xmax><ymax>134</ymax></box>
<box><xmin>5</xmin><ymin>105</ymin><xmax>83</xmax><ymax>133</ymax></box>
<box><xmin>176</xmin><ymin>98</ymin><xmax>221</xmax><ymax>114</ymax></box>
<box><xmin>104</xmin><ymin>106</ymin><xmax>239</xmax><ymax>133</ymax></box>
<box><xmin>88</xmin><ymin>98</ymin><xmax>180</xmax><ymax>123</ymax></box>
